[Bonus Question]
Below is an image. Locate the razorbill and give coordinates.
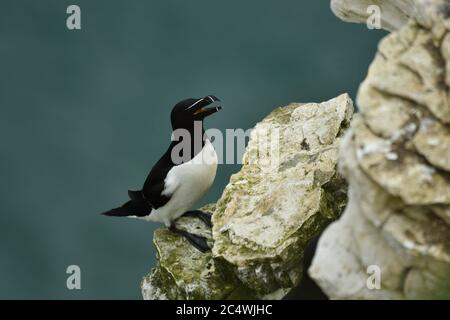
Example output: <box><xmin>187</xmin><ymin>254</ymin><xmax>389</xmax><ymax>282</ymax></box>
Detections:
<box><xmin>102</xmin><ymin>95</ymin><xmax>222</xmax><ymax>252</ymax></box>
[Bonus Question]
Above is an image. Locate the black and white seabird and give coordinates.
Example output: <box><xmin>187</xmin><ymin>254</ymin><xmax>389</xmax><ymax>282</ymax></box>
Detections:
<box><xmin>102</xmin><ymin>95</ymin><xmax>222</xmax><ymax>252</ymax></box>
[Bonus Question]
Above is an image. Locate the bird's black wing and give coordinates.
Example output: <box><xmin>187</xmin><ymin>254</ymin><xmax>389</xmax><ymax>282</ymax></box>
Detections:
<box><xmin>102</xmin><ymin>144</ymin><xmax>178</xmax><ymax>217</ymax></box>
<box><xmin>142</xmin><ymin>145</ymin><xmax>177</xmax><ymax>209</ymax></box>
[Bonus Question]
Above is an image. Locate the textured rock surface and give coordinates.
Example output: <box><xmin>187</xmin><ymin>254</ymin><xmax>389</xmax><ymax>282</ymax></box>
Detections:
<box><xmin>142</xmin><ymin>94</ymin><xmax>354</xmax><ymax>300</ymax></box>
<box><xmin>310</xmin><ymin>1</ymin><xmax>450</xmax><ymax>299</ymax></box>
<box><xmin>331</xmin><ymin>0</ymin><xmax>450</xmax><ymax>32</ymax></box>
<box><xmin>212</xmin><ymin>94</ymin><xmax>353</xmax><ymax>298</ymax></box>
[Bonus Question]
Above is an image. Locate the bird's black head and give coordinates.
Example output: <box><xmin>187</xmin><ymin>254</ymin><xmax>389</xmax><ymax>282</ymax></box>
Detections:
<box><xmin>170</xmin><ymin>95</ymin><xmax>222</xmax><ymax>129</ymax></box>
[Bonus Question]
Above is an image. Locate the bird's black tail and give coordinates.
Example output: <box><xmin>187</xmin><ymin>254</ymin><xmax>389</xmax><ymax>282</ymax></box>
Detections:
<box><xmin>101</xmin><ymin>190</ymin><xmax>151</xmax><ymax>217</ymax></box>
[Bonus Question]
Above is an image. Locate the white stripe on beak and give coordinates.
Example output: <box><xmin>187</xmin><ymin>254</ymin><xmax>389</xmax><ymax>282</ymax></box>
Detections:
<box><xmin>186</xmin><ymin>98</ymin><xmax>204</xmax><ymax>110</ymax></box>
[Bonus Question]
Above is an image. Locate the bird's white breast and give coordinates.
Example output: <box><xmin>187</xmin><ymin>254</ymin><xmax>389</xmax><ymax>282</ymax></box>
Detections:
<box><xmin>146</xmin><ymin>140</ymin><xmax>218</xmax><ymax>226</ymax></box>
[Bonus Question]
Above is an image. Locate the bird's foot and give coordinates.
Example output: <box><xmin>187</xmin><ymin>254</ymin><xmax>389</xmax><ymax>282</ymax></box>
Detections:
<box><xmin>169</xmin><ymin>226</ymin><xmax>210</xmax><ymax>253</ymax></box>
<box><xmin>181</xmin><ymin>210</ymin><xmax>212</xmax><ymax>228</ymax></box>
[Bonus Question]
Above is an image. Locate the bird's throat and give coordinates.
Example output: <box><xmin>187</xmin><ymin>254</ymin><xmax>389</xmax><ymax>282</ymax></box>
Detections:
<box><xmin>171</xmin><ymin>120</ymin><xmax>207</xmax><ymax>163</ymax></box>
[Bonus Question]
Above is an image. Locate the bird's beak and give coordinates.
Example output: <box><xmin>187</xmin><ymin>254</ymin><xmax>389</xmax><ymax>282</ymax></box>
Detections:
<box><xmin>193</xmin><ymin>105</ymin><xmax>222</xmax><ymax>117</ymax></box>
<box><xmin>193</xmin><ymin>95</ymin><xmax>222</xmax><ymax>118</ymax></box>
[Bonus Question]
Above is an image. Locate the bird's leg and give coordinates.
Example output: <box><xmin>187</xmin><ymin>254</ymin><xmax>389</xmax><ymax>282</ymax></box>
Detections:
<box><xmin>181</xmin><ymin>210</ymin><xmax>212</xmax><ymax>228</ymax></box>
<box><xmin>169</xmin><ymin>226</ymin><xmax>210</xmax><ymax>253</ymax></box>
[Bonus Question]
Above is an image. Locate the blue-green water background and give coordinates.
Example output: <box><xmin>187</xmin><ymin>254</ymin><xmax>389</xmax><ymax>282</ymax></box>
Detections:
<box><xmin>0</xmin><ymin>0</ymin><xmax>385</xmax><ymax>298</ymax></box>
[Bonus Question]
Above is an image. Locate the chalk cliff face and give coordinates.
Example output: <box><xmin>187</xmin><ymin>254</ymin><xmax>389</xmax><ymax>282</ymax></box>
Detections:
<box><xmin>141</xmin><ymin>94</ymin><xmax>354</xmax><ymax>300</ymax></box>
<box><xmin>309</xmin><ymin>0</ymin><xmax>450</xmax><ymax>299</ymax></box>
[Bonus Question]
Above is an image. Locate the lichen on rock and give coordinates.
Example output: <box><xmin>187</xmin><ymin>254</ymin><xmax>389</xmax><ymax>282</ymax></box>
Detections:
<box><xmin>142</xmin><ymin>94</ymin><xmax>354</xmax><ymax>300</ymax></box>
<box><xmin>142</xmin><ymin>204</ymin><xmax>256</xmax><ymax>300</ymax></box>
<box><xmin>212</xmin><ymin>94</ymin><xmax>353</xmax><ymax>298</ymax></box>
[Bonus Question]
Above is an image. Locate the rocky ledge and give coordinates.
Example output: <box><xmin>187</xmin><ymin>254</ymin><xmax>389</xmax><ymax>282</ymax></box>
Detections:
<box><xmin>141</xmin><ymin>94</ymin><xmax>354</xmax><ymax>300</ymax></box>
<box><xmin>309</xmin><ymin>0</ymin><xmax>450</xmax><ymax>299</ymax></box>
